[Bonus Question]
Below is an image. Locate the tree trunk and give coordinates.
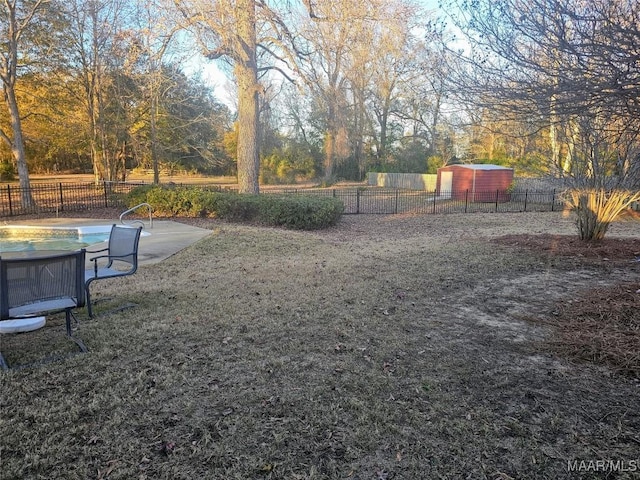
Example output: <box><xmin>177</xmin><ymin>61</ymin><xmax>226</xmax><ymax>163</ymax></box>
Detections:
<box><xmin>323</xmin><ymin>98</ymin><xmax>337</xmax><ymax>182</ymax></box>
<box><xmin>151</xmin><ymin>92</ymin><xmax>160</xmax><ymax>184</ymax></box>
<box><xmin>324</xmin><ymin>129</ymin><xmax>335</xmax><ymax>181</ymax></box>
<box><xmin>234</xmin><ymin>0</ymin><xmax>260</xmax><ymax>194</ymax></box>
<box><xmin>235</xmin><ymin>63</ymin><xmax>260</xmax><ymax>194</ymax></box>
<box><xmin>88</xmin><ymin>78</ymin><xmax>108</xmax><ymax>184</ymax></box>
<box><xmin>91</xmin><ymin>144</ymin><xmax>101</xmax><ymax>185</ymax></box>
<box><xmin>378</xmin><ymin>103</ymin><xmax>388</xmax><ymax>162</ymax></box>
<box><xmin>0</xmin><ymin>0</ymin><xmax>39</xmax><ymax>208</ymax></box>
<box><xmin>354</xmin><ymin>90</ymin><xmax>365</xmax><ymax>180</ymax></box>
<box><xmin>432</xmin><ymin>92</ymin><xmax>442</xmax><ymax>158</ymax></box>
<box><xmin>562</xmin><ymin>122</ymin><xmax>575</xmax><ymax>177</ymax></box>
<box><xmin>4</xmin><ymin>85</ymin><xmax>33</xmax><ymax>207</ymax></box>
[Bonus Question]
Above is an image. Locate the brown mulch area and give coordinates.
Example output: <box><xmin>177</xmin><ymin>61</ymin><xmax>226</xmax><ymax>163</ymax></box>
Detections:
<box><xmin>544</xmin><ymin>284</ymin><xmax>640</xmax><ymax>377</ymax></box>
<box><xmin>493</xmin><ymin>233</ymin><xmax>640</xmax><ymax>262</ymax></box>
<box><xmin>494</xmin><ymin>233</ymin><xmax>640</xmax><ymax>377</ymax></box>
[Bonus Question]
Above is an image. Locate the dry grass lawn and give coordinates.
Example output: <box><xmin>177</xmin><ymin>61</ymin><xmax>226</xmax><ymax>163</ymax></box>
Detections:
<box><xmin>1</xmin><ymin>211</ymin><xmax>640</xmax><ymax>479</ymax></box>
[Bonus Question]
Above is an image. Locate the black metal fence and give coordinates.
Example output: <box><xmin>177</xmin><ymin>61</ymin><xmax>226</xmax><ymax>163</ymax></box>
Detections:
<box><xmin>0</xmin><ymin>182</ymin><xmax>144</xmax><ymax>217</ymax></box>
<box><xmin>265</xmin><ymin>187</ymin><xmax>563</xmax><ymax>214</ymax></box>
<box><xmin>0</xmin><ymin>181</ymin><xmax>564</xmax><ymax>218</ymax></box>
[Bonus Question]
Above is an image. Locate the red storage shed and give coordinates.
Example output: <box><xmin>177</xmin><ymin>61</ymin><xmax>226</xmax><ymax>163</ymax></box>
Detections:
<box><xmin>437</xmin><ymin>164</ymin><xmax>514</xmax><ymax>202</ymax></box>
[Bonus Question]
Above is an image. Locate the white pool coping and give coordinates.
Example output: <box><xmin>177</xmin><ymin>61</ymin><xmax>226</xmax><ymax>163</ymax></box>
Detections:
<box><xmin>0</xmin><ymin>219</ymin><xmax>212</xmax><ymax>265</ymax></box>
<box><xmin>0</xmin><ymin>224</ymin><xmax>150</xmax><ymax>237</ymax></box>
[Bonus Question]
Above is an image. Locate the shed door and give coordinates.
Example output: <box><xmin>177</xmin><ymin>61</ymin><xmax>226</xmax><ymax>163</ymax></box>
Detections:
<box><xmin>440</xmin><ymin>171</ymin><xmax>453</xmax><ymax>198</ymax></box>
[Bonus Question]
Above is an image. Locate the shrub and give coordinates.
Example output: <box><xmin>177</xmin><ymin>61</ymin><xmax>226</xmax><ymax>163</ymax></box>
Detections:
<box><xmin>126</xmin><ymin>184</ymin><xmax>155</xmax><ymax>207</ymax></box>
<box><xmin>127</xmin><ymin>185</ymin><xmax>344</xmax><ymax>230</ymax></box>
<box><xmin>426</xmin><ymin>156</ymin><xmax>443</xmax><ymax>174</ymax></box>
<box><xmin>257</xmin><ymin>195</ymin><xmax>344</xmax><ymax>230</ymax></box>
<box><xmin>213</xmin><ymin>192</ymin><xmax>263</xmax><ymax>221</ymax></box>
<box><xmin>0</xmin><ymin>162</ymin><xmax>15</xmax><ymax>181</ymax></box>
<box><xmin>260</xmin><ymin>146</ymin><xmax>318</xmax><ymax>185</ymax></box>
<box><xmin>127</xmin><ymin>185</ymin><xmax>222</xmax><ymax>217</ymax></box>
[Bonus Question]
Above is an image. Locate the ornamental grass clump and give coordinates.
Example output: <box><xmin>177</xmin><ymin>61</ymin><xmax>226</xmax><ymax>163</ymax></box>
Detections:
<box><xmin>565</xmin><ymin>188</ymin><xmax>640</xmax><ymax>241</ymax></box>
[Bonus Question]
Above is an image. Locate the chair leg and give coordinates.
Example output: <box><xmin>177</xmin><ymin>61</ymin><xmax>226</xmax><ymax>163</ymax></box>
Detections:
<box><xmin>65</xmin><ymin>309</ymin><xmax>74</xmax><ymax>336</ymax></box>
<box><xmin>85</xmin><ymin>285</ymin><xmax>94</xmax><ymax>318</ymax></box>
<box><xmin>65</xmin><ymin>310</ymin><xmax>87</xmax><ymax>353</ymax></box>
<box><xmin>0</xmin><ymin>352</ymin><xmax>8</xmax><ymax>370</ymax></box>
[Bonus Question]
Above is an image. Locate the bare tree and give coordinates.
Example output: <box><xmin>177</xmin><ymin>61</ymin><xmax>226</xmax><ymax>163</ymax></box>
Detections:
<box><xmin>64</xmin><ymin>0</ymin><xmax>134</xmax><ymax>184</ymax></box>
<box><xmin>175</xmin><ymin>0</ymin><xmax>301</xmax><ymax>193</ymax></box>
<box><xmin>393</xmin><ymin>38</ymin><xmax>457</xmax><ymax>167</ymax></box>
<box><xmin>174</xmin><ymin>0</ymin><xmax>268</xmax><ymax>193</ymax></box>
<box><xmin>131</xmin><ymin>0</ymin><xmax>182</xmax><ymax>184</ymax></box>
<box><xmin>296</xmin><ymin>0</ymin><xmax>354</xmax><ymax>182</ymax></box>
<box><xmin>298</xmin><ymin>0</ymin><xmax>420</xmax><ymax>181</ymax></box>
<box><xmin>446</xmin><ymin>0</ymin><xmax>640</xmax><ymax>240</ymax></box>
<box><xmin>363</xmin><ymin>0</ymin><xmax>420</xmax><ymax>167</ymax></box>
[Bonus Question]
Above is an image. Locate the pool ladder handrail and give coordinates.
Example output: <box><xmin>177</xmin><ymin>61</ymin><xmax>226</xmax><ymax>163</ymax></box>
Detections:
<box><xmin>120</xmin><ymin>203</ymin><xmax>153</xmax><ymax>229</ymax></box>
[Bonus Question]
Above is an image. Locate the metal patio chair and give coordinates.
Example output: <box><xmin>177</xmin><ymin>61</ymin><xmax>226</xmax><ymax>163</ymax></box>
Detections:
<box><xmin>84</xmin><ymin>224</ymin><xmax>142</xmax><ymax>318</ymax></box>
<box><xmin>0</xmin><ymin>249</ymin><xmax>87</xmax><ymax>370</ymax></box>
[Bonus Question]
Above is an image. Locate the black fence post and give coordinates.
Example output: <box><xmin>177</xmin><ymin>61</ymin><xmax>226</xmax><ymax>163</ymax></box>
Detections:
<box><xmin>356</xmin><ymin>189</ymin><xmax>360</xmax><ymax>214</ymax></box>
<box><xmin>432</xmin><ymin>190</ymin><xmax>437</xmax><ymax>214</ymax></box>
<box><xmin>394</xmin><ymin>189</ymin><xmax>399</xmax><ymax>214</ymax></box>
<box><xmin>551</xmin><ymin>189</ymin><xmax>556</xmax><ymax>212</ymax></box>
<box><xmin>7</xmin><ymin>184</ymin><xmax>12</xmax><ymax>216</ymax></box>
<box><xmin>523</xmin><ymin>190</ymin><xmax>528</xmax><ymax>212</ymax></box>
<box><xmin>58</xmin><ymin>183</ymin><xmax>64</xmax><ymax>212</ymax></box>
<box><xmin>103</xmin><ymin>181</ymin><xmax>109</xmax><ymax>208</ymax></box>
<box><xmin>495</xmin><ymin>189</ymin><xmax>499</xmax><ymax>212</ymax></box>
<box><xmin>465</xmin><ymin>190</ymin><xmax>469</xmax><ymax>213</ymax></box>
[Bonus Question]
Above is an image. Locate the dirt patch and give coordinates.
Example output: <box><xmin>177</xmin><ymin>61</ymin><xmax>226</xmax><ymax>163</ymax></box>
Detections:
<box><xmin>489</xmin><ymin>233</ymin><xmax>640</xmax><ymax>377</ymax></box>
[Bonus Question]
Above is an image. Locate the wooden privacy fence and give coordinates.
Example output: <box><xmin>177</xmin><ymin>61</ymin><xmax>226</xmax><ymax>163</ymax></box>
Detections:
<box><xmin>0</xmin><ymin>182</ymin><xmax>564</xmax><ymax>218</ymax></box>
<box><xmin>367</xmin><ymin>172</ymin><xmax>437</xmax><ymax>190</ymax></box>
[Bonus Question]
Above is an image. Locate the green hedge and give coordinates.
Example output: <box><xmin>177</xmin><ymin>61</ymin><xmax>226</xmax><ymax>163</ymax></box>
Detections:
<box><xmin>127</xmin><ymin>185</ymin><xmax>344</xmax><ymax>230</ymax></box>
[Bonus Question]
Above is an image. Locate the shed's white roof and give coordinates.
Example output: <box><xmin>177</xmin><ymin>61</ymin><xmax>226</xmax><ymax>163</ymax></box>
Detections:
<box><xmin>453</xmin><ymin>164</ymin><xmax>513</xmax><ymax>170</ymax></box>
